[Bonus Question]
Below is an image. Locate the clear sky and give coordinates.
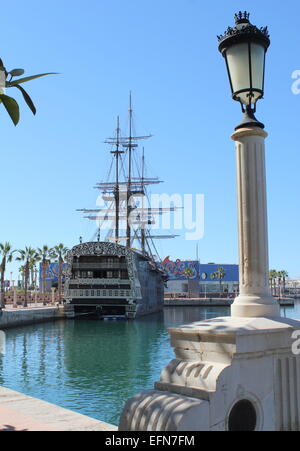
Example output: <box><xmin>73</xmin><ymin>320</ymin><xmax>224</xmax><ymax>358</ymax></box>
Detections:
<box><xmin>1</xmin><ymin>0</ymin><xmax>300</xmax><ymax>281</ymax></box>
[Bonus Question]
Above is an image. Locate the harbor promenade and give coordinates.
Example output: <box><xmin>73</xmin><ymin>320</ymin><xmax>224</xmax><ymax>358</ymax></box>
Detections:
<box><xmin>0</xmin><ymin>387</ymin><xmax>117</xmax><ymax>431</ymax></box>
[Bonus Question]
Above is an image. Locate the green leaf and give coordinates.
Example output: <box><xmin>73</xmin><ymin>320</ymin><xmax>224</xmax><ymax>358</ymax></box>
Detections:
<box><xmin>9</xmin><ymin>68</ymin><xmax>25</xmax><ymax>77</ymax></box>
<box><xmin>14</xmin><ymin>84</ymin><xmax>36</xmax><ymax>115</ymax></box>
<box><xmin>7</xmin><ymin>72</ymin><xmax>58</xmax><ymax>87</ymax></box>
<box><xmin>0</xmin><ymin>93</ymin><xmax>20</xmax><ymax>125</ymax></box>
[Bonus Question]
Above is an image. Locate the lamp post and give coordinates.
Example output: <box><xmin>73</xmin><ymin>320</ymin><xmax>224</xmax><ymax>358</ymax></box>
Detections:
<box><xmin>218</xmin><ymin>11</ymin><xmax>280</xmax><ymax>317</ymax></box>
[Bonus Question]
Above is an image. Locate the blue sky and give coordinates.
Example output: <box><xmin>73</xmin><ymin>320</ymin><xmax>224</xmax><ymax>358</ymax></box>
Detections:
<box><xmin>1</xmin><ymin>0</ymin><xmax>300</xmax><ymax>281</ymax></box>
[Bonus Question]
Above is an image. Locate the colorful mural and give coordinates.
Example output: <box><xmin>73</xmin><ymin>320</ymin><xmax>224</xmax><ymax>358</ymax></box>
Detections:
<box><xmin>199</xmin><ymin>264</ymin><xmax>239</xmax><ymax>282</ymax></box>
<box><xmin>161</xmin><ymin>258</ymin><xmax>239</xmax><ymax>283</ymax></box>
<box><xmin>39</xmin><ymin>263</ymin><xmax>68</xmax><ymax>282</ymax></box>
<box><xmin>161</xmin><ymin>257</ymin><xmax>200</xmax><ymax>281</ymax></box>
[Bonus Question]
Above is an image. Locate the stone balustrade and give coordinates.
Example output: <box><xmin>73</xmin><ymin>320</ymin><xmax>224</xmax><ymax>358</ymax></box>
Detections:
<box><xmin>1</xmin><ymin>292</ymin><xmax>60</xmax><ymax>306</ymax></box>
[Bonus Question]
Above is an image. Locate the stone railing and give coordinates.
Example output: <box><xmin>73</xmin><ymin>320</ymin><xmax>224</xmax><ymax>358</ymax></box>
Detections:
<box><xmin>72</xmin><ymin>262</ymin><xmax>128</xmax><ymax>270</ymax></box>
<box><xmin>2</xmin><ymin>292</ymin><xmax>60</xmax><ymax>306</ymax></box>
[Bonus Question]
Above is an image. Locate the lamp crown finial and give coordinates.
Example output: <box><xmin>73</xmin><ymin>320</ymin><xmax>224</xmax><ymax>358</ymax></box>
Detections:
<box><xmin>234</xmin><ymin>11</ymin><xmax>250</xmax><ymax>24</ymax></box>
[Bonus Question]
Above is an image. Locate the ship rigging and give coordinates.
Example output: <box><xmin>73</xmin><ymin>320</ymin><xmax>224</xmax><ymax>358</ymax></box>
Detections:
<box><xmin>77</xmin><ymin>94</ymin><xmax>179</xmax><ymax>261</ymax></box>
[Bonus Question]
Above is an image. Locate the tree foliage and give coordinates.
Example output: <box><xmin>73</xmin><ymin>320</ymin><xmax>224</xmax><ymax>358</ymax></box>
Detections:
<box><xmin>0</xmin><ymin>58</ymin><xmax>57</xmax><ymax>125</ymax></box>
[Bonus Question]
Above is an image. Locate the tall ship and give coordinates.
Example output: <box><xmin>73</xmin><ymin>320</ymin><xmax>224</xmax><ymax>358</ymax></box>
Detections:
<box><xmin>64</xmin><ymin>96</ymin><xmax>178</xmax><ymax>319</ymax></box>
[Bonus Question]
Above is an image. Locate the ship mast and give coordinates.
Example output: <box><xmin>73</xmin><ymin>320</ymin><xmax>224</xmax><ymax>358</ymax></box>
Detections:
<box><xmin>110</xmin><ymin>116</ymin><xmax>123</xmax><ymax>241</ymax></box>
<box><xmin>141</xmin><ymin>147</ymin><xmax>146</xmax><ymax>253</ymax></box>
<box><xmin>127</xmin><ymin>93</ymin><xmax>133</xmax><ymax>248</ymax></box>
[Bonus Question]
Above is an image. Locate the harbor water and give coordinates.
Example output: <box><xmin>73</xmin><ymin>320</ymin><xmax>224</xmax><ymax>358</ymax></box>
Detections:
<box><xmin>0</xmin><ymin>304</ymin><xmax>299</xmax><ymax>426</ymax></box>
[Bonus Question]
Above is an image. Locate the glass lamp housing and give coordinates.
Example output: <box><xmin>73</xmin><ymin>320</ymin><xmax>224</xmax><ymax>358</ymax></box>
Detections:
<box><xmin>218</xmin><ymin>12</ymin><xmax>270</xmax><ymax>111</ymax></box>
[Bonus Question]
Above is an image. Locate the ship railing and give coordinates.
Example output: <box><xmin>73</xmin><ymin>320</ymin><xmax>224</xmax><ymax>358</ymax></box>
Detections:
<box><xmin>67</xmin><ymin>288</ymin><xmax>131</xmax><ymax>298</ymax></box>
<box><xmin>68</xmin><ymin>278</ymin><xmax>130</xmax><ymax>285</ymax></box>
<box><xmin>72</xmin><ymin>263</ymin><xmax>128</xmax><ymax>270</ymax></box>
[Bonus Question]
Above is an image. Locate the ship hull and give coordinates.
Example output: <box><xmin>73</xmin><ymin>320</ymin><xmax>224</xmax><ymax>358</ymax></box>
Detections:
<box><xmin>64</xmin><ymin>242</ymin><xmax>164</xmax><ymax>320</ymax></box>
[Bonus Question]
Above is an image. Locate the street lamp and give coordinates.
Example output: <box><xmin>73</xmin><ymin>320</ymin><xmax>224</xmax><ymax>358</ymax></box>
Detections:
<box><xmin>218</xmin><ymin>11</ymin><xmax>270</xmax><ymax>129</ymax></box>
<box><xmin>217</xmin><ymin>12</ymin><xmax>280</xmax><ymax>318</ymax></box>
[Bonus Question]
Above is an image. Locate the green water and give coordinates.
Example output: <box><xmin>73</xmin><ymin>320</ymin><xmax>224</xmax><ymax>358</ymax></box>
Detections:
<box><xmin>0</xmin><ymin>304</ymin><xmax>298</xmax><ymax>425</ymax></box>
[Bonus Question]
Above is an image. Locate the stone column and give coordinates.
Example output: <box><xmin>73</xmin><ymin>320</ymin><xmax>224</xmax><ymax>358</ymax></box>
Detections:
<box><xmin>51</xmin><ymin>288</ymin><xmax>56</xmax><ymax>305</ymax></box>
<box><xmin>231</xmin><ymin>127</ymin><xmax>280</xmax><ymax>318</ymax></box>
<box><xmin>13</xmin><ymin>287</ymin><xmax>18</xmax><ymax>308</ymax></box>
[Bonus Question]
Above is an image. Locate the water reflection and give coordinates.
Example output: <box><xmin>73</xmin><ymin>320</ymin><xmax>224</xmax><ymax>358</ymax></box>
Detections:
<box><xmin>287</xmin><ymin>299</ymin><xmax>300</xmax><ymax>320</ymax></box>
<box><xmin>163</xmin><ymin>306</ymin><xmax>230</xmax><ymax>326</ymax></box>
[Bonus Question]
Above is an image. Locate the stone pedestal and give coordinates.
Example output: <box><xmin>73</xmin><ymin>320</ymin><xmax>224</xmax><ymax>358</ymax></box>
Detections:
<box><xmin>119</xmin><ymin>316</ymin><xmax>300</xmax><ymax>431</ymax></box>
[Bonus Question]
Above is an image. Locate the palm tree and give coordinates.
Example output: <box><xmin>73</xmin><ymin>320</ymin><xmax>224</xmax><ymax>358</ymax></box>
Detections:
<box><xmin>211</xmin><ymin>267</ymin><xmax>226</xmax><ymax>297</ymax></box>
<box><xmin>0</xmin><ymin>242</ymin><xmax>15</xmax><ymax>308</ymax></box>
<box><xmin>269</xmin><ymin>269</ymin><xmax>278</xmax><ymax>296</ymax></box>
<box><xmin>37</xmin><ymin>245</ymin><xmax>55</xmax><ymax>295</ymax></box>
<box><xmin>16</xmin><ymin>247</ymin><xmax>39</xmax><ymax>307</ymax></box>
<box><xmin>210</xmin><ymin>272</ymin><xmax>216</xmax><ymax>295</ymax></box>
<box><xmin>53</xmin><ymin>244</ymin><xmax>68</xmax><ymax>303</ymax></box>
<box><xmin>182</xmin><ymin>267</ymin><xmax>194</xmax><ymax>298</ymax></box>
<box><xmin>19</xmin><ymin>265</ymin><xmax>25</xmax><ymax>289</ymax></box>
<box><xmin>277</xmin><ymin>271</ymin><xmax>282</xmax><ymax>297</ymax></box>
<box><xmin>28</xmin><ymin>254</ymin><xmax>40</xmax><ymax>290</ymax></box>
<box><xmin>0</xmin><ymin>59</ymin><xmax>56</xmax><ymax>126</ymax></box>
<box><xmin>29</xmin><ymin>259</ymin><xmax>35</xmax><ymax>289</ymax></box>
<box><xmin>278</xmin><ymin>270</ymin><xmax>288</xmax><ymax>298</ymax></box>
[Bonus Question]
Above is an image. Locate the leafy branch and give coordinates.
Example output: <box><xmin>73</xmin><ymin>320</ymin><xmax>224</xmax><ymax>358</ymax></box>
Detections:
<box><xmin>0</xmin><ymin>58</ymin><xmax>57</xmax><ymax>125</ymax></box>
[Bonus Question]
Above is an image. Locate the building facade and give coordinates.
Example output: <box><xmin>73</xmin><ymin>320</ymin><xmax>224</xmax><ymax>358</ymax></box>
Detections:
<box><xmin>161</xmin><ymin>257</ymin><xmax>239</xmax><ymax>296</ymax></box>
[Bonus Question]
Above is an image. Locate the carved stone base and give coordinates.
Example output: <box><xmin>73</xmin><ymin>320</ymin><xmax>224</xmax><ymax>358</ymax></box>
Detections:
<box><xmin>119</xmin><ymin>316</ymin><xmax>300</xmax><ymax>431</ymax></box>
<box><xmin>231</xmin><ymin>294</ymin><xmax>280</xmax><ymax>318</ymax></box>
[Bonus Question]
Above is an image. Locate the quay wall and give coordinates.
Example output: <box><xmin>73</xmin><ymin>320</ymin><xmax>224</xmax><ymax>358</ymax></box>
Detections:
<box><xmin>164</xmin><ymin>298</ymin><xmax>294</xmax><ymax>307</ymax></box>
<box><xmin>164</xmin><ymin>298</ymin><xmax>233</xmax><ymax>307</ymax></box>
<box><xmin>0</xmin><ymin>307</ymin><xmax>60</xmax><ymax>329</ymax></box>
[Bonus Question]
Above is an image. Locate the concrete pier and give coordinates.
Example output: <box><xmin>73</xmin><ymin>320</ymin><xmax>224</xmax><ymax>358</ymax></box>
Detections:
<box><xmin>164</xmin><ymin>298</ymin><xmax>294</xmax><ymax>307</ymax></box>
<box><xmin>0</xmin><ymin>386</ymin><xmax>117</xmax><ymax>431</ymax></box>
<box><xmin>0</xmin><ymin>306</ymin><xmax>61</xmax><ymax>329</ymax></box>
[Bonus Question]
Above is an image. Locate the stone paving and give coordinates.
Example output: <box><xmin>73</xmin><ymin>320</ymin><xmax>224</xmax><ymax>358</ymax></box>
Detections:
<box><xmin>0</xmin><ymin>387</ymin><xmax>117</xmax><ymax>431</ymax></box>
